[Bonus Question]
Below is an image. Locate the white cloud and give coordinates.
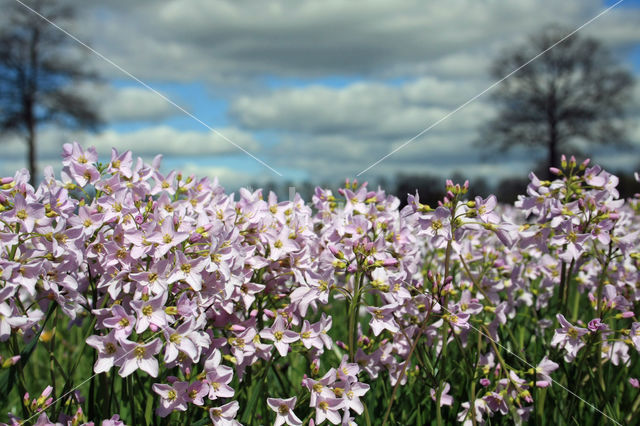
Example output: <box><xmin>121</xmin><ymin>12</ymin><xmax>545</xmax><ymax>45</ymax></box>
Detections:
<box><xmin>83</xmin><ymin>125</ymin><xmax>260</xmax><ymax>157</ymax></box>
<box><xmin>100</xmin><ymin>86</ymin><xmax>177</xmax><ymax>122</ymax></box>
<box><xmin>179</xmin><ymin>163</ymin><xmax>264</xmax><ymax>191</ymax></box>
<box><xmin>0</xmin><ymin>125</ymin><xmax>263</xmax><ymax>172</ymax></box>
<box><xmin>230</xmin><ymin>78</ymin><xmax>493</xmax><ymax>139</ymax></box>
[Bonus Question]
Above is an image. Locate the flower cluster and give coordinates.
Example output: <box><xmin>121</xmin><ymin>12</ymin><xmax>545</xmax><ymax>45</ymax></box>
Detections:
<box><xmin>0</xmin><ymin>147</ymin><xmax>638</xmax><ymax>425</ymax></box>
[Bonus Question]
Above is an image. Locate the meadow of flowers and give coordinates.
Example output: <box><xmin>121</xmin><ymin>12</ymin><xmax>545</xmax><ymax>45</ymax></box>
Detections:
<box><xmin>0</xmin><ymin>143</ymin><xmax>638</xmax><ymax>425</ymax></box>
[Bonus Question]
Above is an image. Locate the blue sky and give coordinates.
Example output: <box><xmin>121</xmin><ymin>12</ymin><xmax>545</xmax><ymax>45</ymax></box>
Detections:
<box><xmin>1</xmin><ymin>0</ymin><xmax>639</xmax><ymax>191</ymax></box>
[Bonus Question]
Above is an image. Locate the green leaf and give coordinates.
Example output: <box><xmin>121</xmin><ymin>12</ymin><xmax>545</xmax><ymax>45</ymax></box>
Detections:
<box><xmin>0</xmin><ymin>302</ymin><xmax>57</xmax><ymax>402</ymax></box>
<box><xmin>191</xmin><ymin>416</ymin><xmax>212</xmax><ymax>426</ymax></box>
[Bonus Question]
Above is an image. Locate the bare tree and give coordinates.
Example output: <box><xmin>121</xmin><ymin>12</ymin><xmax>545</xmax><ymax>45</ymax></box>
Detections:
<box><xmin>0</xmin><ymin>0</ymin><xmax>101</xmax><ymax>184</ymax></box>
<box><xmin>480</xmin><ymin>25</ymin><xmax>634</xmax><ymax>174</ymax></box>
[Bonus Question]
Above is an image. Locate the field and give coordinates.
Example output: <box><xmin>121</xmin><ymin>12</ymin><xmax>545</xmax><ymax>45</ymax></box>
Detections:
<box><xmin>0</xmin><ymin>144</ymin><xmax>639</xmax><ymax>425</ymax></box>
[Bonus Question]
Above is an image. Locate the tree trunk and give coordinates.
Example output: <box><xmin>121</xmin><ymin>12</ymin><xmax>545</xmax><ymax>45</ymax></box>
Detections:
<box><xmin>27</xmin><ymin>120</ymin><xmax>37</xmax><ymax>186</ymax></box>
<box><xmin>547</xmin><ymin>83</ymin><xmax>559</xmax><ymax>178</ymax></box>
<box><xmin>27</xmin><ymin>25</ymin><xmax>39</xmax><ymax>186</ymax></box>
<box><xmin>548</xmin><ymin>126</ymin><xmax>558</xmax><ymax>178</ymax></box>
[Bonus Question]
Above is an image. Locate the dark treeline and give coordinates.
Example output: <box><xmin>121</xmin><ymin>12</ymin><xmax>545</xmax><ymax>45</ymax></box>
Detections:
<box><xmin>251</xmin><ymin>167</ymin><xmax>640</xmax><ymax>208</ymax></box>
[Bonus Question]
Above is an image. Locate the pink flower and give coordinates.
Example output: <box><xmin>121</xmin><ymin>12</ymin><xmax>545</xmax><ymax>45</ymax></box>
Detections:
<box><xmin>260</xmin><ymin>316</ymin><xmax>299</xmax><ymax>357</ymax></box>
<box><xmin>147</xmin><ymin>217</ymin><xmax>189</xmax><ymax>258</ymax></box>
<box><xmin>117</xmin><ymin>337</ymin><xmax>163</xmax><ymax>377</ymax></box>
<box><xmin>209</xmin><ymin>401</ymin><xmax>240</xmax><ymax>425</ymax></box>
<box><xmin>86</xmin><ymin>331</ymin><xmax>121</xmax><ymax>374</ymax></box>
<box><xmin>153</xmin><ymin>382</ymin><xmax>188</xmax><ymax>417</ymax></box>
<box><xmin>587</xmin><ymin>318</ymin><xmax>608</xmax><ymax>332</ymax></box>
<box><xmin>9</xmin><ymin>193</ymin><xmax>45</xmax><ymax>233</ymax></box>
<box><xmin>334</xmin><ymin>379</ymin><xmax>369</xmax><ymax>415</ymax></box>
<box><xmin>535</xmin><ymin>356</ymin><xmax>559</xmax><ymax>387</ymax></box>
<box><xmin>551</xmin><ymin>314</ymin><xmax>588</xmax><ymax>361</ymax></box>
<box><xmin>267</xmin><ymin>397</ymin><xmax>302</xmax><ymax>426</ymax></box>
<box><xmin>629</xmin><ymin>378</ymin><xmax>640</xmax><ymax>389</ymax></box>
<box><xmin>102</xmin><ymin>304</ymin><xmax>135</xmax><ymax>339</ymax></box>
<box><xmin>130</xmin><ymin>293</ymin><xmax>169</xmax><ymax>333</ymax></box>
<box><xmin>367</xmin><ymin>303</ymin><xmax>399</xmax><ymax>336</ymax></box>
<box><xmin>205</xmin><ymin>350</ymin><xmax>235</xmax><ymax>400</ymax></box>
<box><xmin>631</xmin><ymin>323</ymin><xmax>640</xmax><ymax>352</ymax></box>
<box><xmin>430</xmin><ymin>382</ymin><xmax>453</xmax><ymax>407</ymax></box>
<box><xmin>101</xmin><ymin>414</ymin><xmax>126</xmax><ymax>426</ymax></box>
<box><xmin>314</xmin><ymin>396</ymin><xmax>344</xmax><ymax>425</ymax></box>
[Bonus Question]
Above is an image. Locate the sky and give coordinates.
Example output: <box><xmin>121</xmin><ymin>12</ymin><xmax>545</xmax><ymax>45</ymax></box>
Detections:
<box><xmin>1</xmin><ymin>0</ymin><xmax>639</xmax><ymax>193</ymax></box>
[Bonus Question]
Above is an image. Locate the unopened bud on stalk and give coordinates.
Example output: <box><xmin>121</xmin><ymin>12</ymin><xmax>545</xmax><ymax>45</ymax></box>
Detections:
<box><xmin>561</xmin><ymin>155</ymin><xmax>567</xmax><ymax>169</ymax></box>
<box><xmin>381</xmin><ymin>258</ymin><xmax>398</xmax><ymax>267</ymax></box>
<box><xmin>1</xmin><ymin>355</ymin><xmax>20</xmax><ymax>368</ymax></box>
<box><xmin>311</xmin><ymin>359</ymin><xmax>320</xmax><ymax>376</ymax></box>
<box><xmin>580</xmin><ymin>158</ymin><xmax>590</xmax><ymax>170</ymax></box>
<box><xmin>427</xmin><ymin>270</ymin><xmax>434</xmax><ymax>282</ymax></box>
<box><xmin>328</xmin><ymin>244</ymin><xmax>344</xmax><ymax>259</ymax></box>
<box><xmin>549</xmin><ymin>167</ymin><xmax>561</xmax><ymax>176</ymax></box>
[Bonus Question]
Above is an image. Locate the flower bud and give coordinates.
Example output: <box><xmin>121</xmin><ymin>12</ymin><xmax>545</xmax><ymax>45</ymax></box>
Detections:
<box><xmin>381</xmin><ymin>258</ymin><xmax>398</xmax><ymax>267</ymax></box>
<box><xmin>580</xmin><ymin>158</ymin><xmax>590</xmax><ymax>170</ymax></box>
<box><xmin>328</xmin><ymin>244</ymin><xmax>344</xmax><ymax>259</ymax></box>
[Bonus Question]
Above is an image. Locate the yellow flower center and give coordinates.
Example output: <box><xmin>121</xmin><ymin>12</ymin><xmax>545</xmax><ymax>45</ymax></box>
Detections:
<box><xmin>105</xmin><ymin>342</ymin><xmax>117</xmax><ymax>354</ymax></box>
<box><xmin>134</xmin><ymin>346</ymin><xmax>146</xmax><ymax>359</ymax></box>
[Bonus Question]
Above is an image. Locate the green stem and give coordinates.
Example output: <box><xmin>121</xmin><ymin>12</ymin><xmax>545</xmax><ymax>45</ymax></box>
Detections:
<box><xmin>381</xmin><ymin>312</ymin><xmax>433</xmax><ymax>426</ymax></box>
<box><xmin>626</xmin><ymin>390</ymin><xmax>640</xmax><ymax>424</ymax></box>
<box><xmin>348</xmin><ymin>271</ymin><xmax>365</xmax><ymax>362</ymax></box>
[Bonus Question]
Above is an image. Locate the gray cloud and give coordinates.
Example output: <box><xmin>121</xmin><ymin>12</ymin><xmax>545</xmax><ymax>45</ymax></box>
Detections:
<box><xmin>3</xmin><ymin>0</ymin><xmax>638</xmax><ymax>187</ymax></box>
<box><xmin>71</xmin><ymin>0</ymin><xmax>640</xmax><ymax>84</ymax></box>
